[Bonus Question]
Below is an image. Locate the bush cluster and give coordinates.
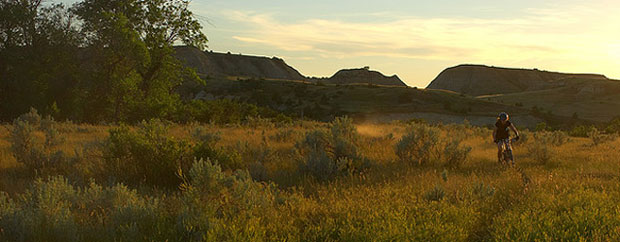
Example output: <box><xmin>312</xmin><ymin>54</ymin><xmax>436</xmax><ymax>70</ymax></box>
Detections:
<box><xmin>527</xmin><ymin>142</ymin><xmax>552</xmax><ymax>165</ymax></box>
<box><xmin>605</xmin><ymin>118</ymin><xmax>620</xmax><ymax>134</ymax></box>
<box><xmin>102</xmin><ymin>120</ymin><xmax>261</xmax><ymax>188</ymax></box>
<box><xmin>396</xmin><ymin>124</ymin><xmax>441</xmax><ymax>165</ymax></box>
<box><xmin>396</xmin><ymin>123</ymin><xmax>472</xmax><ymax>167</ymax></box>
<box><xmin>525</xmin><ymin>131</ymin><xmax>566</xmax><ymax>165</ymax></box>
<box><xmin>588</xmin><ymin>128</ymin><xmax>618</xmax><ymax>146</ymax></box>
<box><xmin>569</xmin><ymin>125</ymin><xmax>596</xmax><ymax>137</ymax></box>
<box><xmin>424</xmin><ymin>185</ymin><xmax>446</xmax><ymax>202</ymax></box>
<box><xmin>295</xmin><ymin>117</ymin><xmax>369</xmax><ymax>180</ymax></box>
<box><xmin>0</xmin><ymin>159</ymin><xmax>288</xmax><ymax>241</ymax></box>
<box><xmin>444</xmin><ymin>139</ymin><xmax>473</xmax><ymax>168</ymax></box>
<box><xmin>9</xmin><ymin>108</ymin><xmax>71</xmax><ymax>174</ymax></box>
<box><xmin>534</xmin><ymin>131</ymin><xmax>569</xmax><ymax>146</ymax></box>
<box><xmin>103</xmin><ymin>120</ymin><xmax>194</xmax><ymax>188</ymax></box>
<box><xmin>192</xmin><ymin>129</ymin><xmax>243</xmax><ymax>171</ymax></box>
<box><xmin>0</xmin><ymin>176</ymin><xmax>165</xmax><ymax>241</ymax></box>
<box><xmin>177</xmin><ymin>159</ymin><xmax>287</xmax><ymax>240</ymax></box>
<box><xmin>180</xmin><ymin>99</ymin><xmax>260</xmax><ymax>124</ymax></box>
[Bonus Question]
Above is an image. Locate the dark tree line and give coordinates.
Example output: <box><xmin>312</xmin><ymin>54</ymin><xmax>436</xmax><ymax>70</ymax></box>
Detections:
<box><xmin>0</xmin><ymin>0</ymin><xmax>208</xmax><ymax>123</ymax></box>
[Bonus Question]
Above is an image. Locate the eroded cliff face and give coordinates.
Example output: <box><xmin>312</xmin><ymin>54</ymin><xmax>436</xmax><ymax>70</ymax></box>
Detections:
<box><xmin>427</xmin><ymin>64</ymin><xmax>608</xmax><ymax>96</ymax></box>
<box><xmin>176</xmin><ymin>46</ymin><xmax>408</xmax><ymax>87</ymax></box>
<box><xmin>326</xmin><ymin>68</ymin><xmax>407</xmax><ymax>87</ymax></box>
<box><xmin>174</xmin><ymin>46</ymin><xmax>306</xmax><ymax>80</ymax></box>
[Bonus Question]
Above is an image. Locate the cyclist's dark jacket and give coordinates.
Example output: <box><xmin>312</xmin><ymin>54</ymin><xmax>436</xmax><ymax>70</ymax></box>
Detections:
<box><xmin>495</xmin><ymin>120</ymin><xmax>512</xmax><ymax>140</ymax></box>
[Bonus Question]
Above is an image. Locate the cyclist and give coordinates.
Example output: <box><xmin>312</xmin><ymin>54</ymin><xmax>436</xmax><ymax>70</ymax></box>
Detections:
<box><xmin>493</xmin><ymin>112</ymin><xmax>520</xmax><ymax>165</ymax></box>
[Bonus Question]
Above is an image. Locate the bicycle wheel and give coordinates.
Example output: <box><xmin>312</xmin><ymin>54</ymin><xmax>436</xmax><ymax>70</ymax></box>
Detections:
<box><xmin>505</xmin><ymin>149</ymin><xmax>514</xmax><ymax>166</ymax></box>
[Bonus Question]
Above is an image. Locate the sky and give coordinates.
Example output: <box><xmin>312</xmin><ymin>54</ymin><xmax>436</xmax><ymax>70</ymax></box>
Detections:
<box><xmin>59</xmin><ymin>0</ymin><xmax>620</xmax><ymax>87</ymax></box>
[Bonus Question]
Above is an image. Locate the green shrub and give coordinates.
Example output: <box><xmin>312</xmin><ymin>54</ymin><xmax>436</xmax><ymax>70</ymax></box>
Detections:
<box><xmin>237</xmin><ymin>140</ymin><xmax>275</xmax><ymax>167</ymax></box>
<box><xmin>527</xmin><ymin>141</ymin><xmax>552</xmax><ymax>165</ymax></box>
<box><xmin>192</xmin><ymin>126</ymin><xmax>243</xmax><ymax>171</ymax></box>
<box><xmin>274</xmin><ymin>113</ymin><xmax>293</xmax><ymax>126</ymax></box>
<box><xmin>245</xmin><ymin>116</ymin><xmax>275</xmax><ymax>128</ymax></box>
<box><xmin>443</xmin><ymin>138</ymin><xmax>472</xmax><ymax>168</ymax></box>
<box><xmin>103</xmin><ymin>119</ymin><xmax>194</xmax><ymax>188</ymax></box>
<box><xmin>424</xmin><ymin>185</ymin><xmax>446</xmax><ymax>202</ymax></box>
<box><xmin>512</xmin><ymin>131</ymin><xmax>529</xmax><ymax>146</ymax></box>
<box><xmin>528</xmin><ymin>131</ymin><xmax>559</xmax><ymax>165</ymax></box>
<box><xmin>9</xmin><ymin>112</ymin><xmax>69</xmax><ymax>174</ymax></box>
<box><xmin>0</xmin><ymin>167</ymin><xmax>291</xmax><ymax>241</ymax></box>
<box><xmin>396</xmin><ymin>123</ymin><xmax>441</xmax><ymax>165</ymax></box>
<box><xmin>535</xmin><ymin>122</ymin><xmax>548</xmax><ymax>132</ymax></box>
<box><xmin>443</xmin><ymin>123</ymin><xmax>471</xmax><ymax>142</ymax></box>
<box><xmin>10</xmin><ymin>119</ymin><xmax>38</xmax><ymax>167</ymax></box>
<box><xmin>178</xmin><ymin>159</ymin><xmax>286</xmax><ymax>240</ymax></box>
<box><xmin>441</xmin><ymin>170</ymin><xmax>449</xmax><ymax>182</ymax></box>
<box><xmin>549</xmin><ymin>131</ymin><xmax>569</xmax><ymax>146</ymax></box>
<box><xmin>588</xmin><ymin>128</ymin><xmax>618</xmax><ymax>146</ymax></box>
<box><xmin>193</xmin><ymin>142</ymin><xmax>243</xmax><ymax>170</ymax></box>
<box><xmin>471</xmin><ymin>181</ymin><xmax>495</xmax><ymax>199</ymax></box>
<box><xmin>406</xmin><ymin>118</ymin><xmax>428</xmax><ymax>125</ymax></box>
<box><xmin>330</xmin><ymin>116</ymin><xmax>356</xmax><ymax>139</ymax></box>
<box><xmin>16</xmin><ymin>107</ymin><xmax>42</xmax><ymax>126</ymax></box>
<box><xmin>181</xmin><ymin>99</ymin><xmax>260</xmax><ymax>124</ymax></box>
<box><xmin>605</xmin><ymin>117</ymin><xmax>620</xmax><ymax>134</ymax></box>
<box><xmin>569</xmin><ymin>125</ymin><xmax>596</xmax><ymax>137</ymax></box>
<box><xmin>0</xmin><ymin>176</ymin><xmax>79</xmax><ymax>241</ymax></box>
<box><xmin>534</xmin><ymin>131</ymin><xmax>569</xmax><ymax>146</ymax></box>
<box><xmin>295</xmin><ymin>117</ymin><xmax>369</xmax><ymax>180</ymax></box>
<box><xmin>472</xmin><ymin>126</ymin><xmax>492</xmax><ymax>139</ymax></box>
<box><xmin>0</xmin><ymin>176</ymin><xmax>172</xmax><ymax>241</ymax></box>
<box><xmin>248</xmin><ymin>161</ymin><xmax>269</xmax><ymax>182</ymax></box>
<box><xmin>296</xmin><ymin>130</ymin><xmax>343</xmax><ymax>180</ymax></box>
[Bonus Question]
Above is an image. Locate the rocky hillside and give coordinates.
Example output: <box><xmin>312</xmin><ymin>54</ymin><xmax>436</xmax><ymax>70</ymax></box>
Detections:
<box><xmin>174</xmin><ymin>46</ymin><xmax>306</xmax><ymax>80</ymax></box>
<box><xmin>427</xmin><ymin>64</ymin><xmax>609</xmax><ymax>96</ymax></box>
<box><xmin>324</xmin><ymin>67</ymin><xmax>407</xmax><ymax>87</ymax></box>
<box><xmin>425</xmin><ymin>64</ymin><xmax>620</xmax><ymax>122</ymax></box>
<box><xmin>175</xmin><ymin>46</ymin><xmax>407</xmax><ymax>87</ymax></box>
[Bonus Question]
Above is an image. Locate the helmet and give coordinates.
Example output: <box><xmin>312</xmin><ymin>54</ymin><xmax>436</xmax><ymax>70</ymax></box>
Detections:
<box><xmin>499</xmin><ymin>112</ymin><xmax>509</xmax><ymax>121</ymax></box>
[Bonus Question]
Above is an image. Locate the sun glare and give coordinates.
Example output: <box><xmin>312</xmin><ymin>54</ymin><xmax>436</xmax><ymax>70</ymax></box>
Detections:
<box><xmin>608</xmin><ymin>44</ymin><xmax>620</xmax><ymax>63</ymax></box>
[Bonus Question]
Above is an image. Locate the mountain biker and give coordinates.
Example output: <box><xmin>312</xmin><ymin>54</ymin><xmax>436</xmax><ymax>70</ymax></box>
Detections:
<box><xmin>493</xmin><ymin>112</ymin><xmax>520</xmax><ymax>165</ymax></box>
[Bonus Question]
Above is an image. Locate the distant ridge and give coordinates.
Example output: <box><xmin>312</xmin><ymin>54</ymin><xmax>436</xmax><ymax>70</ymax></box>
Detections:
<box><xmin>174</xmin><ymin>46</ymin><xmax>306</xmax><ymax>80</ymax></box>
<box><xmin>175</xmin><ymin>46</ymin><xmax>407</xmax><ymax>87</ymax></box>
<box><xmin>325</xmin><ymin>67</ymin><xmax>407</xmax><ymax>87</ymax></box>
<box><xmin>427</xmin><ymin>64</ymin><xmax>609</xmax><ymax>96</ymax></box>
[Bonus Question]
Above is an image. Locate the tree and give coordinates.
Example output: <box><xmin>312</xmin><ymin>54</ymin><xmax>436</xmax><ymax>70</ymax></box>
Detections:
<box><xmin>605</xmin><ymin>117</ymin><xmax>620</xmax><ymax>134</ymax></box>
<box><xmin>73</xmin><ymin>0</ymin><xmax>207</xmax><ymax>122</ymax></box>
<box><xmin>0</xmin><ymin>0</ymin><xmax>208</xmax><ymax>123</ymax></box>
<box><xmin>0</xmin><ymin>1</ymin><xmax>82</xmax><ymax>121</ymax></box>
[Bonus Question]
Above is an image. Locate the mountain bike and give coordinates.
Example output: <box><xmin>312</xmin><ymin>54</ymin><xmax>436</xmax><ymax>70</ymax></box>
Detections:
<box><xmin>496</xmin><ymin>137</ymin><xmax>519</xmax><ymax>166</ymax></box>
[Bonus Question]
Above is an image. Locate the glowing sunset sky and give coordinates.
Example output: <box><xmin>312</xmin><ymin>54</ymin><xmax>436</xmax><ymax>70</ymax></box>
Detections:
<box><xmin>61</xmin><ymin>0</ymin><xmax>620</xmax><ymax>87</ymax></box>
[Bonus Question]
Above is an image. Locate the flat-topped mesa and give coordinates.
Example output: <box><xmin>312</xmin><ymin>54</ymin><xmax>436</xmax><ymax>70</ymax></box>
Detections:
<box><xmin>174</xmin><ymin>46</ymin><xmax>306</xmax><ymax>80</ymax></box>
<box><xmin>327</xmin><ymin>67</ymin><xmax>407</xmax><ymax>87</ymax></box>
<box><xmin>426</xmin><ymin>64</ymin><xmax>608</xmax><ymax>96</ymax></box>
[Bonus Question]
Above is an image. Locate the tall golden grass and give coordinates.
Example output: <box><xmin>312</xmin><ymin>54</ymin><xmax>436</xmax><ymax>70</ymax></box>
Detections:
<box><xmin>0</xmin><ymin>119</ymin><xmax>619</xmax><ymax>241</ymax></box>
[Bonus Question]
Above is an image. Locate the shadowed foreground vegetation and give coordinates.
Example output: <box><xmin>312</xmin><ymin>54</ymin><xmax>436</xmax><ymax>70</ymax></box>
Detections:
<box><xmin>1</xmin><ymin>111</ymin><xmax>620</xmax><ymax>241</ymax></box>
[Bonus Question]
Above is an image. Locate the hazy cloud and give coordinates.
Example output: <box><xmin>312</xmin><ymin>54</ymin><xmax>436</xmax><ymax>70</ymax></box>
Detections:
<box><xmin>224</xmin><ymin>3</ymin><xmax>620</xmax><ymax>65</ymax></box>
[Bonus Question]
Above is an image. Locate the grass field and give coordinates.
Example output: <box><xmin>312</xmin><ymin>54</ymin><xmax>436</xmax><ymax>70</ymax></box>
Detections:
<box><xmin>1</xmin><ymin>118</ymin><xmax>619</xmax><ymax>241</ymax></box>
